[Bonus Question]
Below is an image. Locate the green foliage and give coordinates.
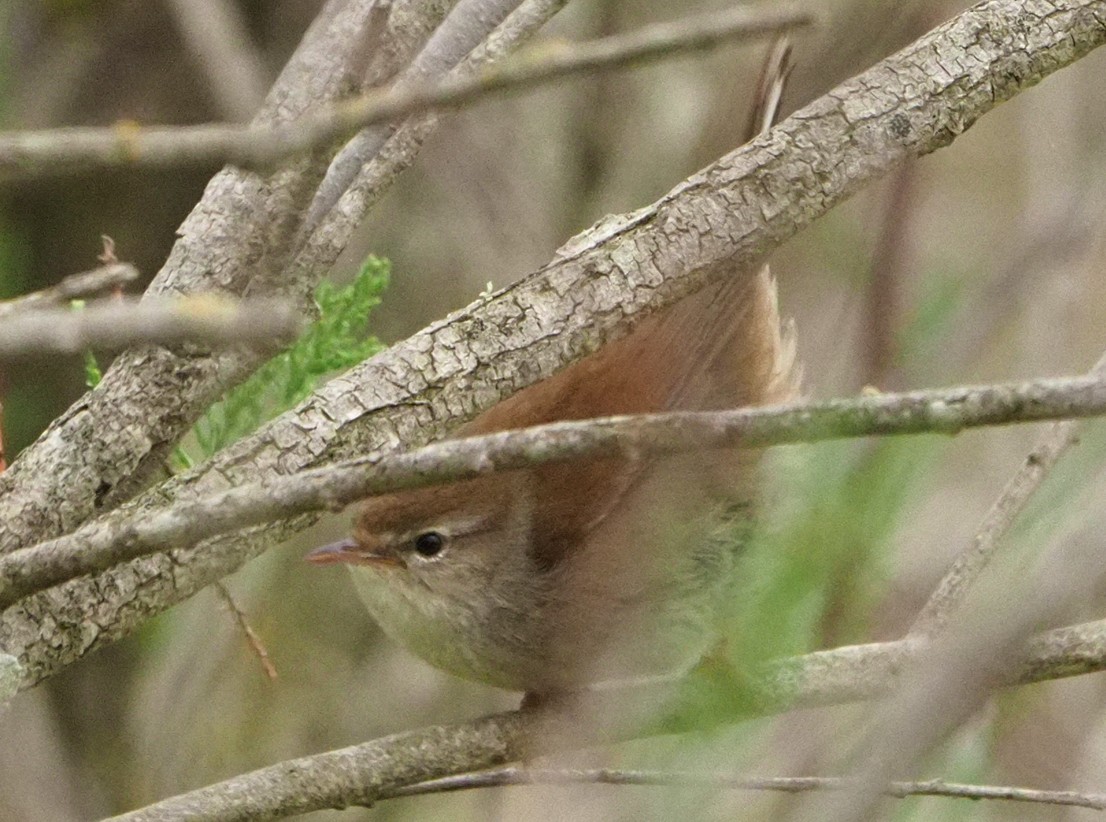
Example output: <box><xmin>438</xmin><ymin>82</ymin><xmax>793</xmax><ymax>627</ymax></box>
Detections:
<box><xmin>190</xmin><ymin>255</ymin><xmax>390</xmax><ymax>458</ymax></box>
<box><xmin>83</xmin><ymin>350</ymin><xmax>103</xmax><ymax>389</ymax></box>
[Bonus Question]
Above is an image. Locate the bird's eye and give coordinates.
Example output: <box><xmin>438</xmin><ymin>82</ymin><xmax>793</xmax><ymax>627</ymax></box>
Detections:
<box><xmin>413</xmin><ymin>531</ymin><xmax>446</xmax><ymax>557</ymax></box>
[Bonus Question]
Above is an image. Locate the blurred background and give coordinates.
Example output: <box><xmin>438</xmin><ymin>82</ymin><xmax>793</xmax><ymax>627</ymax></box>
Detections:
<box><xmin>3</xmin><ymin>0</ymin><xmax>1106</xmax><ymax>819</ymax></box>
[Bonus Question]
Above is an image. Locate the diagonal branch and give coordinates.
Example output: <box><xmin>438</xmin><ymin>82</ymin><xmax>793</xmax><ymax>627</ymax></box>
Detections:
<box><xmin>301</xmin><ymin>0</ymin><xmax>532</xmax><ymax>232</ymax></box>
<box><xmin>909</xmin><ymin>352</ymin><xmax>1106</xmax><ymax>636</ymax></box>
<box><xmin>3</xmin><ymin>373</ymin><xmax>1106</xmax><ymax>612</ymax></box>
<box><xmin>296</xmin><ymin>0</ymin><xmax>559</xmax><ymax>261</ymax></box>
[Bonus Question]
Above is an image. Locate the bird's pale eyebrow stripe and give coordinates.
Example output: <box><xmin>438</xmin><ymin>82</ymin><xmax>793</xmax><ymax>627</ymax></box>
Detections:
<box><xmin>399</xmin><ymin>514</ymin><xmax>498</xmax><ymax>544</ymax></box>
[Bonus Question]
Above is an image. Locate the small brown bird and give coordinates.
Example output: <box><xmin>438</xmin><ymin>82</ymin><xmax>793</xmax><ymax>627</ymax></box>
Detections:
<box><xmin>309</xmin><ymin>43</ymin><xmax>799</xmax><ymax>700</ymax></box>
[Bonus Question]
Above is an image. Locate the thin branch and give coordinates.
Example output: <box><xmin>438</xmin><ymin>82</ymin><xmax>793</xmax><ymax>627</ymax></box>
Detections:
<box><xmin>909</xmin><ymin>352</ymin><xmax>1106</xmax><ymax>637</ymax></box>
<box><xmin>0</xmin><ymin>263</ymin><xmax>139</xmax><ymax>318</ymax></box>
<box><xmin>105</xmin><ymin>617</ymin><xmax>1106</xmax><ymax>821</ymax></box>
<box><xmin>5</xmin><ymin>374</ymin><xmax>1106</xmax><ymax>611</ymax></box>
<box><xmin>0</xmin><ymin>4</ymin><xmax>814</xmax><ymax>180</ymax></box>
<box><xmin>0</xmin><ymin>297</ymin><xmax>302</xmax><ymax>358</ymax></box>
<box><xmin>806</xmin><ymin>501</ymin><xmax>1106</xmax><ymax>821</ymax></box>
<box><xmin>213</xmin><ymin>583</ymin><xmax>278</xmax><ymax>681</ymax></box>
<box><xmin>390</xmin><ymin>766</ymin><xmax>1106</xmax><ymax>811</ymax></box>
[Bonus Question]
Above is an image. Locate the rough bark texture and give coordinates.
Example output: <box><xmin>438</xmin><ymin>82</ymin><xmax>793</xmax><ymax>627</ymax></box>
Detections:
<box><xmin>3</xmin><ymin>373</ymin><xmax>1106</xmax><ymax>612</ymax></box>
<box><xmin>1</xmin><ymin>0</ymin><xmax>1104</xmax><ymax>690</ymax></box>
<box><xmin>113</xmin><ymin>713</ymin><xmax>533</xmax><ymax>822</ymax></box>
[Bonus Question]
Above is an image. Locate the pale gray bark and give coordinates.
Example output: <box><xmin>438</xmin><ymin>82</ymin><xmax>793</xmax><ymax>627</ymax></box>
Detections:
<box><xmin>0</xmin><ymin>653</ymin><xmax>20</xmax><ymax>712</ymax></box>
<box><xmin>3</xmin><ymin>374</ymin><xmax>1106</xmax><ymax>612</ymax></box>
<box><xmin>392</xmin><ymin>768</ymin><xmax>1106</xmax><ymax>811</ymax></box>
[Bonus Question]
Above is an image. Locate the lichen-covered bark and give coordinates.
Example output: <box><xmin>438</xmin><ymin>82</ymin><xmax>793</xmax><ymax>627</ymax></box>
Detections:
<box><xmin>3</xmin><ymin>0</ymin><xmax>1105</xmax><ymax>689</ymax></box>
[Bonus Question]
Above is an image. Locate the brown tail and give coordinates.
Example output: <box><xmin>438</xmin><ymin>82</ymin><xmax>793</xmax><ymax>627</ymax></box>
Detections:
<box><xmin>745</xmin><ymin>37</ymin><xmax>793</xmax><ymax>144</ymax></box>
<box><xmin>686</xmin><ymin>34</ymin><xmax>800</xmax><ymax>413</ymax></box>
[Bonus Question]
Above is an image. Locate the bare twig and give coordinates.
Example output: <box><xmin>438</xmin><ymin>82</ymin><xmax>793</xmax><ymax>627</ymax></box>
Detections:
<box><xmin>806</xmin><ymin>504</ymin><xmax>1106</xmax><ymax>821</ymax></box>
<box><xmin>909</xmin><ymin>352</ymin><xmax>1106</xmax><ymax>637</ymax></box>
<box><xmin>105</xmin><ymin>617</ymin><xmax>1106</xmax><ymax>821</ymax></box>
<box><xmin>0</xmin><ymin>264</ymin><xmax>139</xmax><ymax>318</ymax></box>
<box><xmin>0</xmin><ymin>4</ymin><xmax>814</xmax><ymax>179</ymax></box>
<box><xmin>213</xmin><ymin>583</ymin><xmax>278</xmax><ymax>681</ymax></box>
<box><xmin>97</xmin><ymin>235</ymin><xmax>118</xmax><ymax>266</ymax></box>
<box><xmin>390</xmin><ymin>766</ymin><xmax>1106</xmax><ymax>811</ymax></box>
<box><xmin>2</xmin><ymin>374</ymin><xmax>1106</xmax><ymax>611</ymax></box>
<box><xmin>0</xmin><ymin>297</ymin><xmax>302</xmax><ymax>358</ymax></box>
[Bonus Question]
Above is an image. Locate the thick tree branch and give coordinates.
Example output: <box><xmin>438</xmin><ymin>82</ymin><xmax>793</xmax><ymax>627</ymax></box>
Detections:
<box><xmin>106</xmin><ymin>618</ymin><xmax>1106</xmax><ymax>821</ymax></box>
<box><xmin>2</xmin><ymin>0</ymin><xmax>1103</xmax><ymax>691</ymax></box>
<box><xmin>0</xmin><ymin>4</ymin><xmax>813</xmax><ymax>180</ymax></box>
<box><xmin>0</xmin><ymin>652</ymin><xmax>19</xmax><ymax>712</ymax></box>
<box><xmin>3</xmin><ymin>374</ymin><xmax>1105</xmax><ymax>612</ymax></box>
